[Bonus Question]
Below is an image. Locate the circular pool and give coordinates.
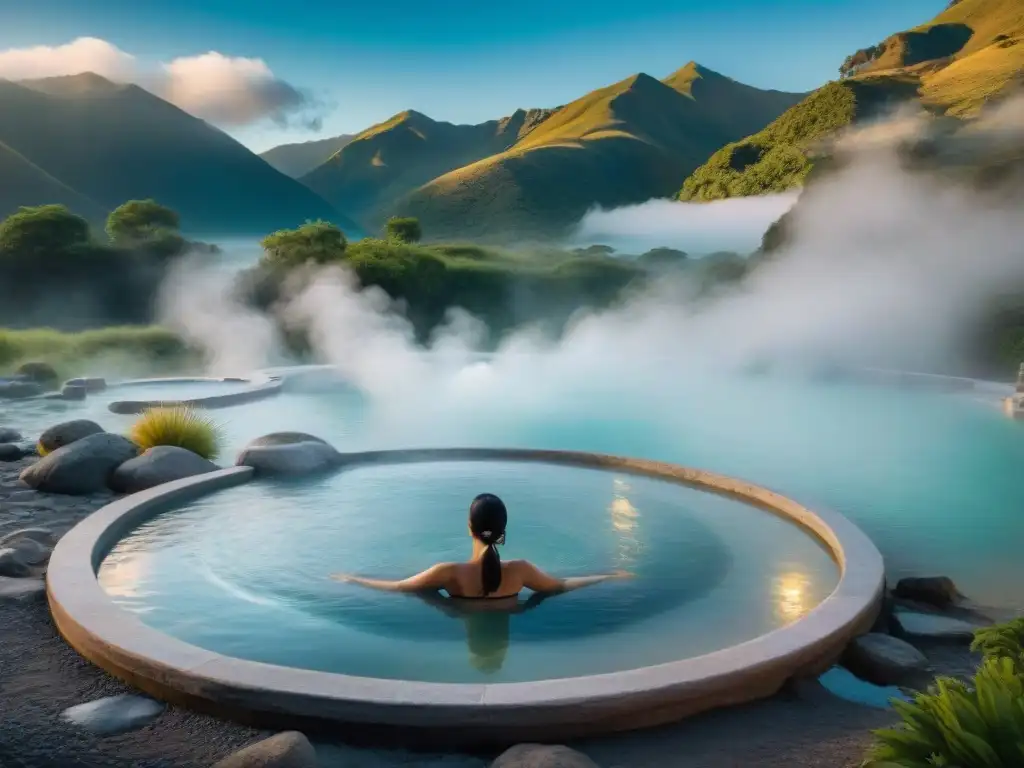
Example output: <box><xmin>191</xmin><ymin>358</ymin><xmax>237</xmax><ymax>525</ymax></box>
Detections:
<box><xmin>99</xmin><ymin>459</ymin><xmax>840</xmax><ymax>683</ymax></box>
<box><xmin>47</xmin><ymin>449</ymin><xmax>882</xmax><ymax>745</ymax></box>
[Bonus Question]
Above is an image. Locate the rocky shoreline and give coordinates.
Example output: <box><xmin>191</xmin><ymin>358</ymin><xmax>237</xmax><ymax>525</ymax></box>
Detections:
<box><xmin>0</xmin><ymin>419</ymin><xmax>991</xmax><ymax>768</ymax></box>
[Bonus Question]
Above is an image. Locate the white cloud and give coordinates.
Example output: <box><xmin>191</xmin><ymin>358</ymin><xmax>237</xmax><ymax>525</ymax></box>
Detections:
<box><xmin>0</xmin><ymin>37</ymin><xmax>325</xmax><ymax>129</ymax></box>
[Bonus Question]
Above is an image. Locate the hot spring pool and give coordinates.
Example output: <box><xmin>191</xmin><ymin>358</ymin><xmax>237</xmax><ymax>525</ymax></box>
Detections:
<box><xmin>99</xmin><ymin>460</ymin><xmax>839</xmax><ymax>683</ymax></box>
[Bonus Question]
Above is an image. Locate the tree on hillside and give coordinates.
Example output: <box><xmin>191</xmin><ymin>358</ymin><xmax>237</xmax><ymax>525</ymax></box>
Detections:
<box><xmin>385</xmin><ymin>216</ymin><xmax>422</xmax><ymax>244</ymax></box>
<box><xmin>106</xmin><ymin>199</ymin><xmax>181</xmax><ymax>244</ymax></box>
<box><xmin>0</xmin><ymin>205</ymin><xmax>91</xmax><ymax>262</ymax></box>
<box><xmin>260</xmin><ymin>220</ymin><xmax>347</xmax><ymax>270</ymax></box>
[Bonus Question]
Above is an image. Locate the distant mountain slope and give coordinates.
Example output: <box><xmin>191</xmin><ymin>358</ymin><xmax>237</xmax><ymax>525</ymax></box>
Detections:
<box><xmin>0</xmin><ymin>139</ymin><xmax>108</xmax><ymax>222</ymax></box>
<box><xmin>0</xmin><ymin>73</ymin><xmax>363</xmax><ymax>237</ymax></box>
<box><xmin>679</xmin><ymin>0</ymin><xmax>1024</xmax><ymax>201</ymax></box>
<box><xmin>394</xmin><ymin>65</ymin><xmax>803</xmax><ymax>239</ymax></box>
<box><xmin>300</xmin><ymin>107</ymin><xmax>557</xmax><ymax>227</ymax></box>
<box><xmin>259</xmin><ymin>134</ymin><xmax>355</xmax><ymax>178</ymax></box>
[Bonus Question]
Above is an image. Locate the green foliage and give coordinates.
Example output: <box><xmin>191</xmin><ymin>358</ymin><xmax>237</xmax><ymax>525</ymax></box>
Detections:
<box><xmin>971</xmin><ymin>618</ymin><xmax>1024</xmax><ymax>674</ymax></box>
<box><xmin>129</xmin><ymin>406</ymin><xmax>223</xmax><ymax>460</ymax></box>
<box><xmin>0</xmin><ymin>204</ymin><xmax>90</xmax><ymax>260</ymax></box>
<box><xmin>260</xmin><ymin>220</ymin><xmax>347</xmax><ymax>269</ymax></box>
<box><xmin>14</xmin><ymin>360</ymin><xmax>58</xmax><ymax>383</ymax></box>
<box><xmin>385</xmin><ymin>216</ymin><xmax>423</xmax><ymax>244</ymax></box>
<box><xmin>864</xmin><ymin>657</ymin><xmax>1024</xmax><ymax>768</ymax></box>
<box><xmin>105</xmin><ymin>199</ymin><xmax>180</xmax><ymax>245</ymax></box>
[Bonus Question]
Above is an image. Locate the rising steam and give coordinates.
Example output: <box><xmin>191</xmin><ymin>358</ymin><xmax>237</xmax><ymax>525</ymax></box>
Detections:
<box><xmin>159</xmin><ymin>97</ymin><xmax>1024</xmax><ymax>438</ymax></box>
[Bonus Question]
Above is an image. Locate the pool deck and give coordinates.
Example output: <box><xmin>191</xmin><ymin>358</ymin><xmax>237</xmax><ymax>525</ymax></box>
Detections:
<box><xmin>46</xmin><ymin>448</ymin><xmax>885</xmax><ymax>749</ymax></box>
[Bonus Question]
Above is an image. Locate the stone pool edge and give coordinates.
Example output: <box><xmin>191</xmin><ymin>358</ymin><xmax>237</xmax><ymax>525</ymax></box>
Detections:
<box><xmin>46</xmin><ymin>451</ymin><xmax>885</xmax><ymax>749</ymax></box>
<box><xmin>106</xmin><ymin>374</ymin><xmax>283</xmax><ymax>415</ymax></box>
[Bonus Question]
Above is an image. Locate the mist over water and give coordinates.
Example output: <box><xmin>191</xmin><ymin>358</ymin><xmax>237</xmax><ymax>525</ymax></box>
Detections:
<box><xmin>571</xmin><ymin>193</ymin><xmax>799</xmax><ymax>255</ymax></box>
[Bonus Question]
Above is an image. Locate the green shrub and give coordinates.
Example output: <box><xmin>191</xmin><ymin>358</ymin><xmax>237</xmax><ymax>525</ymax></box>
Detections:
<box><xmin>971</xmin><ymin>618</ymin><xmax>1024</xmax><ymax>674</ymax></box>
<box><xmin>260</xmin><ymin>220</ymin><xmax>347</xmax><ymax>269</ymax></box>
<box><xmin>106</xmin><ymin>199</ymin><xmax>180</xmax><ymax>245</ymax></box>
<box><xmin>864</xmin><ymin>657</ymin><xmax>1024</xmax><ymax>767</ymax></box>
<box><xmin>384</xmin><ymin>216</ymin><xmax>422</xmax><ymax>244</ymax></box>
<box><xmin>129</xmin><ymin>406</ymin><xmax>223</xmax><ymax>460</ymax></box>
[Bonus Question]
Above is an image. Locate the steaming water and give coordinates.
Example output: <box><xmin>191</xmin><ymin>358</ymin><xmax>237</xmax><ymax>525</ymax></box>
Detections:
<box><xmin>100</xmin><ymin>460</ymin><xmax>838</xmax><ymax>683</ymax></box>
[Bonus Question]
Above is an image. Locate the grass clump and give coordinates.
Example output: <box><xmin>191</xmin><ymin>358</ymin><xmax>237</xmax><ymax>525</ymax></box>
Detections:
<box><xmin>129</xmin><ymin>406</ymin><xmax>223</xmax><ymax>461</ymax></box>
<box><xmin>971</xmin><ymin>617</ymin><xmax>1024</xmax><ymax>674</ymax></box>
<box><xmin>864</xmin><ymin>657</ymin><xmax>1024</xmax><ymax>767</ymax></box>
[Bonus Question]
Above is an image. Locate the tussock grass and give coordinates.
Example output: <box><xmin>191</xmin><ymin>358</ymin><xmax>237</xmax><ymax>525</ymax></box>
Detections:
<box><xmin>129</xmin><ymin>406</ymin><xmax>222</xmax><ymax>461</ymax></box>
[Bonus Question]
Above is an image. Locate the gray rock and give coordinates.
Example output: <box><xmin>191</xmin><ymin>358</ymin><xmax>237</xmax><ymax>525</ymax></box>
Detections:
<box><xmin>492</xmin><ymin>745</ymin><xmax>600</xmax><ymax>768</ymax></box>
<box><xmin>64</xmin><ymin>376</ymin><xmax>107</xmax><ymax>393</ymax></box>
<box><xmin>236</xmin><ymin>434</ymin><xmax>340</xmax><ymax>477</ymax></box>
<box><xmin>110</xmin><ymin>445</ymin><xmax>219</xmax><ymax>493</ymax></box>
<box><xmin>0</xmin><ymin>547</ymin><xmax>32</xmax><ymax>577</ymax></box>
<box><xmin>60</xmin><ymin>694</ymin><xmax>164</xmax><ymax>735</ymax></box>
<box><xmin>0</xmin><ymin>527</ymin><xmax>57</xmax><ymax>547</ymax></box>
<box><xmin>893</xmin><ymin>576</ymin><xmax>959</xmax><ymax>609</ymax></box>
<box><xmin>0</xmin><ymin>381</ymin><xmax>43</xmax><ymax>399</ymax></box>
<box><xmin>0</xmin><ymin>427</ymin><xmax>22</xmax><ymax>442</ymax></box>
<box><xmin>20</xmin><ymin>432</ymin><xmax>138</xmax><ymax>495</ymax></box>
<box><xmin>843</xmin><ymin>633</ymin><xmax>931</xmax><ymax>686</ymax></box>
<box><xmin>211</xmin><ymin>731</ymin><xmax>318</xmax><ymax>768</ymax></box>
<box><xmin>61</xmin><ymin>384</ymin><xmax>87</xmax><ymax>401</ymax></box>
<box><xmin>893</xmin><ymin>610</ymin><xmax>985</xmax><ymax>642</ymax></box>
<box><xmin>38</xmin><ymin>419</ymin><xmax>105</xmax><ymax>454</ymax></box>
<box><xmin>0</xmin><ymin>576</ymin><xmax>45</xmax><ymax>601</ymax></box>
<box><xmin>0</xmin><ymin>443</ymin><xmax>25</xmax><ymax>461</ymax></box>
<box><xmin>247</xmin><ymin>432</ymin><xmax>331</xmax><ymax>448</ymax></box>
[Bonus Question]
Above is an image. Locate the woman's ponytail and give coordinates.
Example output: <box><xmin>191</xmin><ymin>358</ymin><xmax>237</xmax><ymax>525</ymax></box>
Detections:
<box><xmin>481</xmin><ymin>542</ymin><xmax>502</xmax><ymax>596</ymax></box>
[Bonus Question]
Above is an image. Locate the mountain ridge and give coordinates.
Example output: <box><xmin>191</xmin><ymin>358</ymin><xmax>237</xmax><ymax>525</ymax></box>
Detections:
<box><xmin>0</xmin><ymin>73</ymin><xmax>363</xmax><ymax>236</ymax></box>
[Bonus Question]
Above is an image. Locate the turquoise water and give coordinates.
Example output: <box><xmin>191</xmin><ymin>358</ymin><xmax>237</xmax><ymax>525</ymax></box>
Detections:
<box><xmin>100</xmin><ymin>460</ymin><xmax>838</xmax><ymax>682</ymax></box>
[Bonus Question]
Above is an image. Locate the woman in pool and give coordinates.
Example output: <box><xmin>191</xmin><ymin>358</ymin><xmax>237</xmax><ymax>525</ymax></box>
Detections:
<box><xmin>332</xmin><ymin>492</ymin><xmax>631</xmax><ymax>598</ymax></box>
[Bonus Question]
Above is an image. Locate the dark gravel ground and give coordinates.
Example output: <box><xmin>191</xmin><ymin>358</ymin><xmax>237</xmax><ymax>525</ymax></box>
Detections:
<box><xmin>0</xmin><ymin>454</ymin><xmax>981</xmax><ymax>768</ymax></box>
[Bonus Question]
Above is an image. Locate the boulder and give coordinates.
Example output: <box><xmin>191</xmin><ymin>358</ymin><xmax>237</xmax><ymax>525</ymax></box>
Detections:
<box><xmin>61</xmin><ymin>384</ymin><xmax>87</xmax><ymax>401</ymax></box>
<box><xmin>64</xmin><ymin>377</ymin><xmax>107</xmax><ymax>393</ymax></box>
<box><xmin>493</xmin><ymin>746</ymin><xmax>600</xmax><ymax>768</ymax></box>
<box><xmin>0</xmin><ymin>547</ymin><xmax>32</xmax><ymax>578</ymax></box>
<box><xmin>61</xmin><ymin>694</ymin><xmax>164</xmax><ymax>735</ymax></box>
<box><xmin>0</xmin><ymin>443</ymin><xmax>25</xmax><ymax>461</ymax></box>
<box><xmin>893</xmin><ymin>576</ymin><xmax>959</xmax><ymax>609</ymax></box>
<box><xmin>110</xmin><ymin>445</ymin><xmax>219</xmax><ymax>493</ymax></box>
<box><xmin>892</xmin><ymin>610</ymin><xmax>984</xmax><ymax>643</ymax></box>
<box><xmin>843</xmin><ymin>633</ymin><xmax>931</xmax><ymax>686</ymax></box>
<box><xmin>0</xmin><ymin>427</ymin><xmax>22</xmax><ymax>442</ymax></box>
<box><xmin>0</xmin><ymin>527</ymin><xmax>57</xmax><ymax>548</ymax></box>
<box><xmin>0</xmin><ymin>381</ymin><xmax>42</xmax><ymax>399</ymax></box>
<box><xmin>20</xmin><ymin>432</ymin><xmax>138</xmax><ymax>495</ymax></box>
<box><xmin>0</xmin><ymin>576</ymin><xmax>45</xmax><ymax>601</ymax></box>
<box><xmin>38</xmin><ymin>419</ymin><xmax>105</xmax><ymax>455</ymax></box>
<box><xmin>211</xmin><ymin>731</ymin><xmax>318</xmax><ymax>768</ymax></box>
<box><xmin>236</xmin><ymin>433</ymin><xmax>340</xmax><ymax>477</ymax></box>
<box><xmin>15</xmin><ymin>361</ymin><xmax>59</xmax><ymax>387</ymax></box>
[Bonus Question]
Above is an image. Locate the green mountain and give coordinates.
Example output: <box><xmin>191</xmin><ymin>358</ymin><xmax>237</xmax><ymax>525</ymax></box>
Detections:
<box><xmin>259</xmin><ymin>133</ymin><xmax>356</xmax><ymax>178</ymax></box>
<box><xmin>300</xmin><ymin>107</ymin><xmax>558</xmax><ymax>228</ymax></box>
<box><xmin>0</xmin><ymin>73</ymin><xmax>363</xmax><ymax>237</ymax></box>
<box><xmin>301</xmin><ymin>63</ymin><xmax>802</xmax><ymax>239</ymax></box>
<box><xmin>678</xmin><ymin>0</ymin><xmax>1024</xmax><ymax>202</ymax></box>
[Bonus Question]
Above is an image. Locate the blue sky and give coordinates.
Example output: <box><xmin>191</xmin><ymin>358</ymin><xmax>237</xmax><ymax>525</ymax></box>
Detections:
<box><xmin>1</xmin><ymin>0</ymin><xmax>946</xmax><ymax>152</ymax></box>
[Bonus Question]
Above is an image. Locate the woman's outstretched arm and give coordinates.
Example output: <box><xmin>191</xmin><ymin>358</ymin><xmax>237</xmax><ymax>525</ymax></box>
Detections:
<box><xmin>515</xmin><ymin>561</ymin><xmax>632</xmax><ymax>594</ymax></box>
<box><xmin>332</xmin><ymin>563</ymin><xmax>454</xmax><ymax>593</ymax></box>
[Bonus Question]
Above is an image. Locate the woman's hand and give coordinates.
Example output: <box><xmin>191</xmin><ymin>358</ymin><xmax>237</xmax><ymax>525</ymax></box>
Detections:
<box><xmin>330</xmin><ymin>573</ymin><xmax>355</xmax><ymax>583</ymax></box>
<box><xmin>611</xmin><ymin>569</ymin><xmax>635</xmax><ymax>580</ymax></box>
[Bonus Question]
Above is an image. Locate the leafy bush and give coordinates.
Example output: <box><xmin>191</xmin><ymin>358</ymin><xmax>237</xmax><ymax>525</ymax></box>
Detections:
<box><xmin>971</xmin><ymin>617</ymin><xmax>1024</xmax><ymax>674</ymax></box>
<box><xmin>106</xmin><ymin>199</ymin><xmax>181</xmax><ymax>245</ymax></box>
<box><xmin>260</xmin><ymin>220</ymin><xmax>347</xmax><ymax>269</ymax></box>
<box><xmin>384</xmin><ymin>216</ymin><xmax>422</xmax><ymax>244</ymax></box>
<box><xmin>129</xmin><ymin>406</ymin><xmax>223</xmax><ymax>460</ymax></box>
<box><xmin>864</xmin><ymin>657</ymin><xmax>1024</xmax><ymax>768</ymax></box>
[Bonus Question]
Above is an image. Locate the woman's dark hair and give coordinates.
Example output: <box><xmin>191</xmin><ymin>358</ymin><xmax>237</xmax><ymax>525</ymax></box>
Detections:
<box><xmin>469</xmin><ymin>493</ymin><xmax>508</xmax><ymax>596</ymax></box>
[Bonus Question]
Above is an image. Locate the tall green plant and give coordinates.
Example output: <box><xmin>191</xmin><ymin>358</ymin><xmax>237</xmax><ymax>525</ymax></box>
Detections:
<box><xmin>864</xmin><ymin>658</ymin><xmax>1024</xmax><ymax>767</ymax></box>
<box><xmin>971</xmin><ymin>617</ymin><xmax>1024</xmax><ymax>674</ymax></box>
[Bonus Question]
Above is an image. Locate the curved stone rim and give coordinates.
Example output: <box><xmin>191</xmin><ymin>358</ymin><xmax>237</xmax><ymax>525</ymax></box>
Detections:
<box><xmin>47</xmin><ymin>448</ymin><xmax>885</xmax><ymax>745</ymax></box>
<box><xmin>105</xmin><ymin>374</ymin><xmax>283</xmax><ymax>415</ymax></box>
